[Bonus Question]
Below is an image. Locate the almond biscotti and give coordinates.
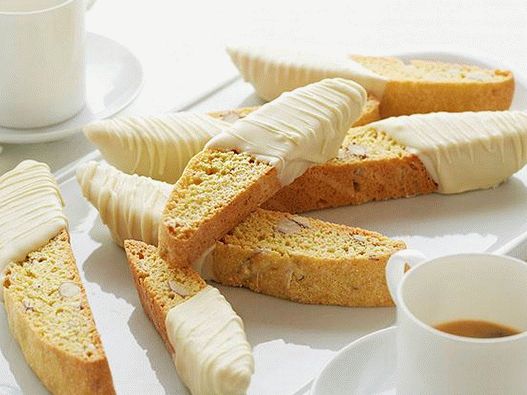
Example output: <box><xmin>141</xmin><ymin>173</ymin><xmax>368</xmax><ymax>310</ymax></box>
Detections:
<box><xmin>227</xmin><ymin>44</ymin><xmax>514</xmax><ymax>117</ymax></box>
<box><xmin>77</xmin><ymin>162</ymin><xmax>405</xmax><ymax>307</ymax></box>
<box><xmin>0</xmin><ymin>161</ymin><xmax>114</xmax><ymax>395</ymax></box>
<box><xmin>208</xmin><ymin>209</ymin><xmax>405</xmax><ymax>307</ymax></box>
<box><xmin>83</xmin><ymin>96</ymin><xmax>380</xmax><ymax>184</ymax></box>
<box><xmin>124</xmin><ymin>240</ymin><xmax>254</xmax><ymax>395</ymax></box>
<box><xmin>264</xmin><ymin>111</ymin><xmax>527</xmax><ymax>213</ymax></box>
<box><xmin>159</xmin><ymin>78</ymin><xmax>367</xmax><ymax>267</ymax></box>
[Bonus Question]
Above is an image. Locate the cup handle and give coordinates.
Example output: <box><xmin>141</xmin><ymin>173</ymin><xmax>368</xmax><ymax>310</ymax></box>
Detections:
<box><xmin>86</xmin><ymin>0</ymin><xmax>97</xmax><ymax>10</ymax></box>
<box><xmin>385</xmin><ymin>249</ymin><xmax>427</xmax><ymax>305</ymax></box>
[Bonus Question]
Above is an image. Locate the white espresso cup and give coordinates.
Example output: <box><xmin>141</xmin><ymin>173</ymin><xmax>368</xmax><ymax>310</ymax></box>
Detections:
<box><xmin>386</xmin><ymin>250</ymin><xmax>527</xmax><ymax>394</ymax></box>
<box><xmin>0</xmin><ymin>0</ymin><xmax>95</xmax><ymax>129</ymax></box>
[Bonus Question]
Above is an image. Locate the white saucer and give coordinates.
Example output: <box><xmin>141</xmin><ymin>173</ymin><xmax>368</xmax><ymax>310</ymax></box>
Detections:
<box><xmin>0</xmin><ymin>32</ymin><xmax>143</xmax><ymax>144</ymax></box>
<box><xmin>311</xmin><ymin>327</ymin><xmax>396</xmax><ymax>395</ymax></box>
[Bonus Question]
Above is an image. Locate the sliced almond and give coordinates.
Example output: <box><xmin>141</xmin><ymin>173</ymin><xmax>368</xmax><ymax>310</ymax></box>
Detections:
<box><xmin>275</xmin><ymin>218</ymin><xmax>302</xmax><ymax>234</ymax></box>
<box><xmin>352</xmin><ymin>234</ymin><xmax>367</xmax><ymax>243</ymax></box>
<box><xmin>168</xmin><ymin>280</ymin><xmax>192</xmax><ymax>296</ymax></box>
<box><xmin>338</xmin><ymin>144</ymin><xmax>369</xmax><ymax>160</ymax></box>
<box><xmin>59</xmin><ymin>282</ymin><xmax>81</xmax><ymax>298</ymax></box>
<box><xmin>23</xmin><ymin>299</ymin><xmax>34</xmax><ymax>312</ymax></box>
<box><xmin>291</xmin><ymin>215</ymin><xmax>311</xmax><ymax>228</ymax></box>
<box><xmin>165</xmin><ymin>217</ymin><xmax>187</xmax><ymax>229</ymax></box>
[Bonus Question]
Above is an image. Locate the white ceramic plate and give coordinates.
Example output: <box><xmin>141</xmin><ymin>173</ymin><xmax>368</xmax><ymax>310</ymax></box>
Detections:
<box><xmin>0</xmin><ymin>32</ymin><xmax>143</xmax><ymax>144</ymax></box>
<box><xmin>1</xmin><ymin>52</ymin><xmax>527</xmax><ymax>395</ymax></box>
<box><xmin>311</xmin><ymin>327</ymin><xmax>396</xmax><ymax>395</ymax></box>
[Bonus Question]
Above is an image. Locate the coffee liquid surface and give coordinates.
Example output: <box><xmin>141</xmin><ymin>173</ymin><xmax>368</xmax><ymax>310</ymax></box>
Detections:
<box><xmin>435</xmin><ymin>319</ymin><xmax>521</xmax><ymax>338</ymax></box>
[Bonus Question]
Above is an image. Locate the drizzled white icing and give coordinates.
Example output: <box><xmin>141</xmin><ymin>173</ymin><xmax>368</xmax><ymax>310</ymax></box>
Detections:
<box><xmin>84</xmin><ymin>113</ymin><xmax>231</xmax><ymax>183</ymax></box>
<box><xmin>206</xmin><ymin>78</ymin><xmax>366</xmax><ymax>185</ymax></box>
<box><xmin>227</xmin><ymin>43</ymin><xmax>387</xmax><ymax>100</ymax></box>
<box><xmin>166</xmin><ymin>286</ymin><xmax>254</xmax><ymax>395</ymax></box>
<box><xmin>0</xmin><ymin>161</ymin><xmax>67</xmax><ymax>298</ymax></box>
<box><xmin>373</xmin><ymin>111</ymin><xmax>527</xmax><ymax>193</ymax></box>
<box><xmin>76</xmin><ymin>161</ymin><xmax>172</xmax><ymax>246</ymax></box>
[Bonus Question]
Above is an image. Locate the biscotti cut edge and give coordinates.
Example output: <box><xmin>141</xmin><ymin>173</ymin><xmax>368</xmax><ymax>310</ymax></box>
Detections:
<box><xmin>2</xmin><ymin>230</ymin><xmax>115</xmax><ymax>395</ymax></box>
<box><xmin>263</xmin><ymin>121</ymin><xmax>438</xmax><ymax>213</ymax></box>
<box><xmin>124</xmin><ymin>240</ymin><xmax>206</xmax><ymax>352</ymax></box>
<box><xmin>159</xmin><ymin>149</ymin><xmax>281</xmax><ymax>267</ymax></box>
<box><xmin>352</xmin><ymin>55</ymin><xmax>514</xmax><ymax>117</ymax></box>
<box><xmin>210</xmin><ymin>209</ymin><xmax>406</xmax><ymax>307</ymax></box>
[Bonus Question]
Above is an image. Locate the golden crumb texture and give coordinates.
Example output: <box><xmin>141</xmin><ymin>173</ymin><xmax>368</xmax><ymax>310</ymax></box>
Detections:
<box><xmin>159</xmin><ymin>149</ymin><xmax>281</xmax><ymax>267</ymax></box>
<box><xmin>264</xmin><ymin>124</ymin><xmax>438</xmax><ymax>213</ymax></box>
<box><xmin>2</xmin><ymin>230</ymin><xmax>115</xmax><ymax>395</ymax></box>
<box><xmin>352</xmin><ymin>55</ymin><xmax>514</xmax><ymax>118</ymax></box>
<box><xmin>212</xmin><ymin>209</ymin><xmax>406</xmax><ymax>307</ymax></box>
<box><xmin>124</xmin><ymin>240</ymin><xmax>206</xmax><ymax>352</ymax></box>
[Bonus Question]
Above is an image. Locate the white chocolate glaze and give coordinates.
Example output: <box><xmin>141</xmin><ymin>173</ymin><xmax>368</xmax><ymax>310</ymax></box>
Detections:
<box><xmin>372</xmin><ymin>111</ymin><xmax>527</xmax><ymax>193</ymax></box>
<box><xmin>227</xmin><ymin>43</ymin><xmax>387</xmax><ymax>100</ymax></box>
<box><xmin>206</xmin><ymin>78</ymin><xmax>366</xmax><ymax>185</ymax></box>
<box><xmin>166</xmin><ymin>285</ymin><xmax>254</xmax><ymax>395</ymax></box>
<box><xmin>76</xmin><ymin>161</ymin><xmax>172</xmax><ymax>246</ymax></box>
<box><xmin>0</xmin><ymin>161</ymin><xmax>67</xmax><ymax>298</ymax></box>
<box><xmin>84</xmin><ymin>113</ymin><xmax>231</xmax><ymax>183</ymax></box>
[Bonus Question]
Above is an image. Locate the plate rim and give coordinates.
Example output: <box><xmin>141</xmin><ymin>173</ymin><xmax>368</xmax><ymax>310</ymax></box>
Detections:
<box><xmin>310</xmin><ymin>326</ymin><xmax>396</xmax><ymax>395</ymax></box>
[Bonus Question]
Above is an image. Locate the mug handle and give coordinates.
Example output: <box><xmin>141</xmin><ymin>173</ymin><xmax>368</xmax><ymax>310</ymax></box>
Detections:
<box><xmin>385</xmin><ymin>249</ymin><xmax>427</xmax><ymax>305</ymax></box>
<box><xmin>86</xmin><ymin>0</ymin><xmax>97</xmax><ymax>10</ymax></box>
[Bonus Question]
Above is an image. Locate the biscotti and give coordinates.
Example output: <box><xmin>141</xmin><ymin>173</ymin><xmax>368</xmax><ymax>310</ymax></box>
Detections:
<box><xmin>84</xmin><ymin>96</ymin><xmax>380</xmax><ymax>184</ymax></box>
<box><xmin>159</xmin><ymin>78</ymin><xmax>366</xmax><ymax>267</ymax></box>
<box><xmin>0</xmin><ymin>161</ymin><xmax>114</xmax><ymax>395</ymax></box>
<box><xmin>226</xmin><ymin>44</ymin><xmax>514</xmax><ymax>117</ymax></box>
<box><xmin>264</xmin><ymin>111</ymin><xmax>527</xmax><ymax>213</ymax></box>
<box><xmin>77</xmin><ymin>161</ymin><xmax>404</xmax><ymax>307</ymax></box>
<box><xmin>76</xmin><ymin>161</ymin><xmax>172</xmax><ymax>246</ymax></box>
<box><xmin>124</xmin><ymin>240</ymin><xmax>254</xmax><ymax>395</ymax></box>
<box><xmin>84</xmin><ymin>112</ymin><xmax>232</xmax><ymax>184</ymax></box>
<box><xmin>209</xmin><ymin>208</ymin><xmax>406</xmax><ymax>307</ymax></box>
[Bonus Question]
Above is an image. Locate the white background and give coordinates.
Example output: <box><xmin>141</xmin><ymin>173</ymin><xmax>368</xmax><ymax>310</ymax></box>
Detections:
<box><xmin>1</xmin><ymin>0</ymin><xmax>526</xmax><ymax>172</ymax></box>
<box><xmin>1</xmin><ymin>2</ymin><xmax>527</xmax><ymax>394</ymax></box>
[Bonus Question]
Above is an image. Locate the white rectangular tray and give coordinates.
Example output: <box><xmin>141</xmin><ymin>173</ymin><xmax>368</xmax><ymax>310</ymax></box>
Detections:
<box><xmin>2</xmin><ymin>51</ymin><xmax>527</xmax><ymax>395</ymax></box>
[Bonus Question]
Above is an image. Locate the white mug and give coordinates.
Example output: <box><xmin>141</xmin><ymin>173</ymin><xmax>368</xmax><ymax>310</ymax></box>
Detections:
<box><xmin>0</xmin><ymin>0</ymin><xmax>95</xmax><ymax>129</ymax></box>
<box><xmin>386</xmin><ymin>250</ymin><xmax>527</xmax><ymax>394</ymax></box>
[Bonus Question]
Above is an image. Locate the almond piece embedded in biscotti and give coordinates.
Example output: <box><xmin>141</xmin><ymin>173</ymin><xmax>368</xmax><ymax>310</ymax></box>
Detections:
<box><xmin>168</xmin><ymin>280</ymin><xmax>192</xmax><ymax>296</ymax></box>
<box><xmin>275</xmin><ymin>218</ymin><xmax>303</xmax><ymax>234</ymax></box>
<box><xmin>59</xmin><ymin>282</ymin><xmax>81</xmax><ymax>298</ymax></box>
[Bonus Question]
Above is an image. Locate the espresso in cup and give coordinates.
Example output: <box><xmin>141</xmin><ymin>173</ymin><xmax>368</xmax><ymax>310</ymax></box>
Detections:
<box><xmin>435</xmin><ymin>319</ymin><xmax>521</xmax><ymax>339</ymax></box>
<box><xmin>386</xmin><ymin>250</ymin><xmax>527</xmax><ymax>394</ymax></box>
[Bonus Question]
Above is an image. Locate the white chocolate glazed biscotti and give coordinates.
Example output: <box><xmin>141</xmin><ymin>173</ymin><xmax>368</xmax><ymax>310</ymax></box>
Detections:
<box><xmin>159</xmin><ymin>78</ymin><xmax>367</xmax><ymax>267</ymax></box>
<box><xmin>124</xmin><ymin>241</ymin><xmax>254</xmax><ymax>395</ymax></box>
<box><xmin>372</xmin><ymin>111</ymin><xmax>527</xmax><ymax>193</ymax></box>
<box><xmin>206</xmin><ymin>77</ymin><xmax>366</xmax><ymax>185</ymax></box>
<box><xmin>0</xmin><ymin>160</ymin><xmax>67</xmax><ymax>280</ymax></box>
<box><xmin>264</xmin><ymin>110</ymin><xmax>527</xmax><ymax>212</ymax></box>
<box><xmin>76</xmin><ymin>161</ymin><xmax>171</xmax><ymax>246</ymax></box>
<box><xmin>166</xmin><ymin>286</ymin><xmax>254</xmax><ymax>394</ymax></box>
<box><xmin>83</xmin><ymin>99</ymin><xmax>380</xmax><ymax>185</ymax></box>
<box><xmin>0</xmin><ymin>161</ymin><xmax>115</xmax><ymax>395</ymax></box>
<box><xmin>84</xmin><ymin>113</ymin><xmax>231</xmax><ymax>183</ymax></box>
<box><xmin>226</xmin><ymin>43</ymin><xmax>387</xmax><ymax>100</ymax></box>
<box><xmin>227</xmin><ymin>43</ymin><xmax>514</xmax><ymax>117</ymax></box>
